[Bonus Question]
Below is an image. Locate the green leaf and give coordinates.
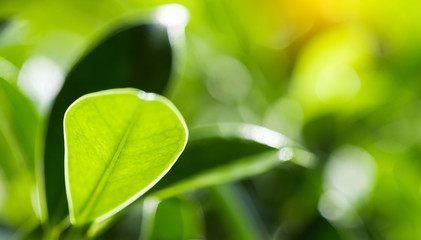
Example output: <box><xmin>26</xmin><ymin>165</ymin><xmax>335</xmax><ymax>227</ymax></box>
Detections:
<box><xmin>64</xmin><ymin>88</ymin><xmax>188</xmax><ymax>225</ymax></box>
<box><xmin>150</xmin><ymin>124</ymin><xmax>316</xmax><ymax>199</ymax></box>
<box><xmin>43</xmin><ymin>23</ymin><xmax>173</xmax><ymax>224</ymax></box>
<box><xmin>0</xmin><ymin>77</ymin><xmax>39</xmax><ymax>226</ymax></box>
<box><xmin>0</xmin><ymin>19</ymin><xmax>19</xmax><ymax>83</ymax></box>
<box><xmin>0</xmin><ymin>57</ymin><xmax>19</xmax><ymax>83</ymax></box>
<box><xmin>87</xmin><ymin>208</ymin><xmax>134</xmax><ymax>239</ymax></box>
<box><xmin>0</xmin><ymin>78</ymin><xmax>39</xmax><ymax>172</ymax></box>
<box><xmin>206</xmin><ymin>185</ymin><xmax>266</xmax><ymax>240</ymax></box>
<box><xmin>141</xmin><ymin>197</ymin><xmax>204</xmax><ymax>240</ymax></box>
<box><xmin>0</xmin><ymin>18</ymin><xmax>9</xmax><ymax>35</ymax></box>
<box><xmin>14</xmin><ymin>225</ymin><xmax>44</xmax><ymax>240</ymax></box>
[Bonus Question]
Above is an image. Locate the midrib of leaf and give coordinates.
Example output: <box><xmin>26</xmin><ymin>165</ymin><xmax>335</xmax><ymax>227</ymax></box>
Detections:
<box><xmin>77</xmin><ymin>102</ymin><xmax>141</xmax><ymax>222</ymax></box>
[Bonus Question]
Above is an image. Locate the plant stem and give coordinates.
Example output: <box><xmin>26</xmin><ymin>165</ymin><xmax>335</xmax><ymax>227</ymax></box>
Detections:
<box><xmin>42</xmin><ymin>216</ymin><xmax>71</xmax><ymax>240</ymax></box>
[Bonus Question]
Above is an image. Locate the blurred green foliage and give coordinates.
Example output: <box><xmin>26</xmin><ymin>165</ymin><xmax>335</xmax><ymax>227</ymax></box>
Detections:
<box><xmin>1</xmin><ymin>0</ymin><xmax>421</xmax><ymax>239</ymax></box>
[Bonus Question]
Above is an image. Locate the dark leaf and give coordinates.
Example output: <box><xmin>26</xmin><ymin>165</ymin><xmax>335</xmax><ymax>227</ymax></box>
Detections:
<box><xmin>43</xmin><ymin>23</ymin><xmax>173</xmax><ymax>225</ymax></box>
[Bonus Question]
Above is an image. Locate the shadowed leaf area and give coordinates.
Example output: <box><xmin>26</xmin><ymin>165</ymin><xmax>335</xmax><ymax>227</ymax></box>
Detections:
<box><xmin>150</xmin><ymin>125</ymin><xmax>308</xmax><ymax>198</ymax></box>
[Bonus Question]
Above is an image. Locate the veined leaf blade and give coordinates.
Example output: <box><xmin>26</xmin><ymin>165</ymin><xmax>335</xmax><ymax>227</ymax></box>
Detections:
<box><xmin>64</xmin><ymin>88</ymin><xmax>188</xmax><ymax>225</ymax></box>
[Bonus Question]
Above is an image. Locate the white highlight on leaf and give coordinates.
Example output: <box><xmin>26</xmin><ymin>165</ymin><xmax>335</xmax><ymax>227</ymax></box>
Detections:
<box><xmin>138</xmin><ymin>90</ymin><xmax>156</xmax><ymax>101</ymax></box>
<box><xmin>156</xmin><ymin>4</ymin><xmax>189</xmax><ymax>28</ymax></box>
<box><xmin>156</xmin><ymin>4</ymin><xmax>189</xmax><ymax>47</ymax></box>
<box><xmin>240</xmin><ymin>124</ymin><xmax>288</xmax><ymax>149</ymax></box>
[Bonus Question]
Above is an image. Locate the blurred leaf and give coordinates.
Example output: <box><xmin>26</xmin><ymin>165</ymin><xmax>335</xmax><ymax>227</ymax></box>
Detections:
<box><xmin>64</xmin><ymin>88</ymin><xmax>188</xmax><ymax>225</ymax></box>
<box><xmin>43</xmin><ymin>22</ymin><xmax>173</xmax><ymax>224</ymax></box>
<box><xmin>290</xmin><ymin>26</ymin><xmax>387</xmax><ymax>119</ymax></box>
<box><xmin>0</xmin><ymin>57</ymin><xmax>19</xmax><ymax>83</ymax></box>
<box><xmin>0</xmin><ymin>19</ymin><xmax>19</xmax><ymax>83</ymax></box>
<box><xmin>0</xmin><ymin>18</ymin><xmax>8</xmax><ymax>35</ymax></box>
<box><xmin>150</xmin><ymin>124</ymin><xmax>315</xmax><ymax>199</ymax></box>
<box><xmin>205</xmin><ymin>184</ymin><xmax>266</xmax><ymax>240</ymax></box>
<box><xmin>290</xmin><ymin>216</ymin><xmax>341</xmax><ymax>240</ymax></box>
<box><xmin>88</xmin><ymin>209</ymin><xmax>136</xmax><ymax>240</ymax></box>
<box><xmin>141</xmin><ymin>197</ymin><xmax>203</xmax><ymax>240</ymax></box>
<box><xmin>14</xmin><ymin>225</ymin><xmax>43</xmax><ymax>240</ymax></box>
<box><xmin>302</xmin><ymin>113</ymin><xmax>339</xmax><ymax>155</ymax></box>
<box><xmin>0</xmin><ymin>77</ymin><xmax>39</xmax><ymax>227</ymax></box>
<box><xmin>0</xmin><ymin>77</ymin><xmax>38</xmax><ymax>171</ymax></box>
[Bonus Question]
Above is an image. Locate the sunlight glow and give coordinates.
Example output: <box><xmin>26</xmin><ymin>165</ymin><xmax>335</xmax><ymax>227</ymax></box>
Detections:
<box><xmin>18</xmin><ymin>56</ymin><xmax>64</xmax><ymax>113</ymax></box>
<box><xmin>319</xmin><ymin>145</ymin><xmax>376</xmax><ymax>226</ymax></box>
<box><xmin>316</xmin><ymin>64</ymin><xmax>361</xmax><ymax>102</ymax></box>
<box><xmin>324</xmin><ymin>145</ymin><xmax>376</xmax><ymax>201</ymax></box>
<box><xmin>156</xmin><ymin>4</ymin><xmax>189</xmax><ymax>28</ymax></box>
<box><xmin>318</xmin><ymin>190</ymin><xmax>349</xmax><ymax>221</ymax></box>
<box><xmin>155</xmin><ymin>4</ymin><xmax>190</xmax><ymax>50</ymax></box>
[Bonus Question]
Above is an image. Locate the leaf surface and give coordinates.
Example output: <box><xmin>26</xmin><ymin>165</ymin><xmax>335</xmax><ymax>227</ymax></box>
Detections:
<box><xmin>64</xmin><ymin>88</ymin><xmax>187</xmax><ymax>225</ymax></box>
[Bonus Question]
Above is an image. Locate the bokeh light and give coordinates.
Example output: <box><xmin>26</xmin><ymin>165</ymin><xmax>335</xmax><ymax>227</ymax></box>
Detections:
<box><xmin>1</xmin><ymin>0</ymin><xmax>421</xmax><ymax>238</ymax></box>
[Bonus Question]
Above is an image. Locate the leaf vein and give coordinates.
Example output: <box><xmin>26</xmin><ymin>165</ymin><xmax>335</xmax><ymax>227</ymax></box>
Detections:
<box><xmin>77</xmin><ymin>103</ymin><xmax>141</xmax><ymax>221</ymax></box>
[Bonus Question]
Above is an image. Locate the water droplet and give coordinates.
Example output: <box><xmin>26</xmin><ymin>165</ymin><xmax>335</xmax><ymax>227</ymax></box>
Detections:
<box><xmin>278</xmin><ymin>147</ymin><xmax>294</xmax><ymax>161</ymax></box>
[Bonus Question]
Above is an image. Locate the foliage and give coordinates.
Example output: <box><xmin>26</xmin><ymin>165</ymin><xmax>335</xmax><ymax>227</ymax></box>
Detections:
<box><xmin>64</xmin><ymin>88</ymin><xmax>188</xmax><ymax>225</ymax></box>
<box><xmin>1</xmin><ymin>0</ymin><xmax>420</xmax><ymax>239</ymax></box>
